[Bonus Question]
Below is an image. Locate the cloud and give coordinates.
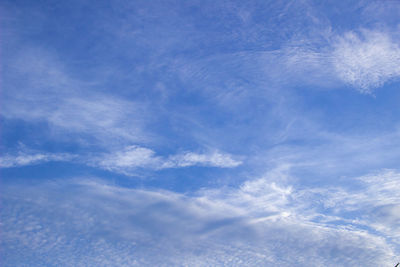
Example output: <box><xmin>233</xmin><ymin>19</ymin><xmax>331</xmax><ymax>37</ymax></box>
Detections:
<box><xmin>92</xmin><ymin>146</ymin><xmax>161</xmax><ymax>172</ymax></box>
<box><xmin>0</xmin><ymin>145</ymin><xmax>242</xmax><ymax>174</ymax></box>
<box><xmin>309</xmin><ymin>170</ymin><xmax>400</xmax><ymax>240</ymax></box>
<box><xmin>1</xmin><ymin>169</ymin><xmax>398</xmax><ymax>266</ymax></box>
<box><xmin>47</xmin><ymin>96</ymin><xmax>148</xmax><ymax>143</ymax></box>
<box><xmin>3</xmin><ymin>93</ymin><xmax>150</xmax><ymax>145</ymax></box>
<box><xmin>173</xmin><ymin>28</ymin><xmax>400</xmax><ymax>99</ymax></box>
<box><xmin>92</xmin><ymin>146</ymin><xmax>242</xmax><ymax>174</ymax></box>
<box><xmin>0</xmin><ymin>152</ymin><xmax>74</xmax><ymax>168</ymax></box>
<box><xmin>2</xmin><ymin>3</ymin><xmax>400</xmax><ymax>265</ymax></box>
<box><xmin>163</xmin><ymin>150</ymin><xmax>242</xmax><ymax>168</ymax></box>
<box><xmin>332</xmin><ymin>30</ymin><xmax>400</xmax><ymax>92</ymax></box>
<box><xmin>0</xmin><ymin>143</ymin><xmax>242</xmax><ymax>174</ymax></box>
<box><xmin>1</xmin><ymin>48</ymin><xmax>150</xmax><ymax>146</ymax></box>
<box><xmin>262</xmin><ymin>29</ymin><xmax>400</xmax><ymax>93</ymax></box>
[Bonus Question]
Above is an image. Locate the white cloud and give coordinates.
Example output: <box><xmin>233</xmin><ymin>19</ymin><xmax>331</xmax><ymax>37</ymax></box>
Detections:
<box><xmin>2</xmin><ymin>48</ymin><xmax>150</xmax><ymax>145</ymax></box>
<box><xmin>0</xmin><ymin>152</ymin><xmax>74</xmax><ymax>168</ymax></box>
<box><xmin>177</xmin><ymin>29</ymin><xmax>400</xmax><ymax>98</ymax></box>
<box><xmin>266</xmin><ymin>29</ymin><xmax>400</xmax><ymax>93</ymax></box>
<box><xmin>92</xmin><ymin>146</ymin><xmax>242</xmax><ymax>174</ymax></box>
<box><xmin>48</xmin><ymin>97</ymin><xmax>148</xmax><ymax>142</ymax></box>
<box><xmin>332</xmin><ymin>30</ymin><xmax>400</xmax><ymax>92</ymax></box>
<box><xmin>0</xmin><ymin>145</ymin><xmax>241</xmax><ymax>173</ymax></box>
<box><xmin>3</xmin><ymin>93</ymin><xmax>150</xmax><ymax>145</ymax></box>
<box><xmin>163</xmin><ymin>150</ymin><xmax>242</xmax><ymax>168</ymax></box>
<box><xmin>2</xmin><ymin>169</ymin><xmax>399</xmax><ymax>266</ymax></box>
<box><xmin>311</xmin><ymin>170</ymin><xmax>400</xmax><ymax>240</ymax></box>
<box><xmin>93</xmin><ymin>146</ymin><xmax>162</xmax><ymax>172</ymax></box>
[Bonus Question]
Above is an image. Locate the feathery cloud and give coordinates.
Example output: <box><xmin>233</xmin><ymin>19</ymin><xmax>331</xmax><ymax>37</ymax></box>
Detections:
<box><xmin>0</xmin><ymin>152</ymin><xmax>74</xmax><ymax>168</ymax></box>
<box><xmin>332</xmin><ymin>30</ymin><xmax>400</xmax><ymax>92</ymax></box>
<box><xmin>92</xmin><ymin>146</ymin><xmax>242</xmax><ymax>174</ymax></box>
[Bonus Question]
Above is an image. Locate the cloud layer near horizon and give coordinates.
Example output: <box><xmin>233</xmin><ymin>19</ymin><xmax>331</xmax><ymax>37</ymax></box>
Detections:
<box><xmin>2</xmin><ymin>168</ymin><xmax>399</xmax><ymax>266</ymax></box>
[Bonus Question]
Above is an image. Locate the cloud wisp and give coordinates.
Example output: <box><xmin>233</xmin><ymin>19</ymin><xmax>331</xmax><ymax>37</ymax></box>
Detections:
<box><xmin>2</xmin><ymin>48</ymin><xmax>151</xmax><ymax>146</ymax></box>
<box><xmin>0</xmin><ymin>146</ymin><xmax>242</xmax><ymax>173</ymax></box>
<box><xmin>92</xmin><ymin>146</ymin><xmax>242</xmax><ymax>174</ymax></box>
<box><xmin>0</xmin><ymin>152</ymin><xmax>75</xmax><ymax>168</ymax></box>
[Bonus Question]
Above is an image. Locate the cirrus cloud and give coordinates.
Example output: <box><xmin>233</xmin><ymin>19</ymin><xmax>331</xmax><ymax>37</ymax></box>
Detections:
<box><xmin>332</xmin><ymin>30</ymin><xmax>400</xmax><ymax>92</ymax></box>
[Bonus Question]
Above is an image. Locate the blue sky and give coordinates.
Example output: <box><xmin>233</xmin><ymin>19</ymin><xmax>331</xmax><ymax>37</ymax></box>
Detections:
<box><xmin>1</xmin><ymin>0</ymin><xmax>400</xmax><ymax>266</ymax></box>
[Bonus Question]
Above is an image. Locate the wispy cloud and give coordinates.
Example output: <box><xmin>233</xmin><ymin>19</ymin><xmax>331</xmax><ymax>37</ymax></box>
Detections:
<box><xmin>332</xmin><ymin>30</ymin><xmax>400</xmax><ymax>92</ymax></box>
<box><xmin>281</xmin><ymin>29</ymin><xmax>400</xmax><ymax>93</ymax></box>
<box><xmin>163</xmin><ymin>150</ymin><xmax>242</xmax><ymax>168</ymax></box>
<box><xmin>0</xmin><ymin>145</ymin><xmax>242</xmax><ymax>173</ymax></box>
<box><xmin>1</xmin><ymin>169</ymin><xmax>398</xmax><ymax>266</ymax></box>
<box><xmin>306</xmin><ymin>170</ymin><xmax>400</xmax><ymax>240</ymax></box>
<box><xmin>2</xmin><ymin>48</ymin><xmax>151</xmax><ymax>146</ymax></box>
<box><xmin>92</xmin><ymin>146</ymin><xmax>242</xmax><ymax>174</ymax></box>
<box><xmin>174</xmin><ymin>27</ymin><xmax>400</xmax><ymax>100</ymax></box>
<box><xmin>92</xmin><ymin>146</ymin><xmax>161</xmax><ymax>171</ymax></box>
<box><xmin>0</xmin><ymin>152</ymin><xmax>74</xmax><ymax>168</ymax></box>
<box><xmin>2</xmin><ymin>1</ymin><xmax>400</xmax><ymax>265</ymax></box>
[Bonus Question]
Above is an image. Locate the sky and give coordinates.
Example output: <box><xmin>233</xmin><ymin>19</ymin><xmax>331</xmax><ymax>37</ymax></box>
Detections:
<box><xmin>1</xmin><ymin>0</ymin><xmax>400</xmax><ymax>266</ymax></box>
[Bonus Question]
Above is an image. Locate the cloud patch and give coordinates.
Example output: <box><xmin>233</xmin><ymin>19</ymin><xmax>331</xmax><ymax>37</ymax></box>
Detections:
<box><xmin>332</xmin><ymin>30</ymin><xmax>400</xmax><ymax>92</ymax></box>
<box><xmin>163</xmin><ymin>150</ymin><xmax>242</xmax><ymax>168</ymax></box>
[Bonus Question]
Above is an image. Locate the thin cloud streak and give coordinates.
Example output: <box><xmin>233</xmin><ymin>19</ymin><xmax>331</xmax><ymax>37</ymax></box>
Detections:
<box><xmin>0</xmin><ymin>152</ymin><xmax>75</xmax><ymax>168</ymax></box>
<box><xmin>92</xmin><ymin>146</ymin><xmax>242</xmax><ymax>174</ymax></box>
<box><xmin>0</xmin><ymin>146</ymin><xmax>242</xmax><ymax>173</ymax></box>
